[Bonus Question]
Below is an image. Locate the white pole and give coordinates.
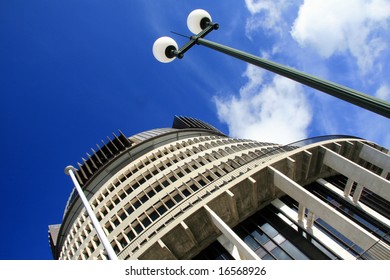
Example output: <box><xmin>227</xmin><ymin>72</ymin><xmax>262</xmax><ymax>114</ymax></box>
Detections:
<box><xmin>65</xmin><ymin>166</ymin><xmax>118</xmax><ymax>260</ymax></box>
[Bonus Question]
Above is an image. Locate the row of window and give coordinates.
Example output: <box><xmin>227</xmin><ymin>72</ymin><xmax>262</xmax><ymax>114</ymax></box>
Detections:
<box><xmin>60</xmin><ymin>136</ymin><xmax>280</xmax><ymax>259</ymax></box>
<box><xmin>92</xmin><ymin>140</ymin><xmax>273</xmax><ymax>227</ymax></box>
<box><xmin>305</xmin><ymin>176</ymin><xmax>390</xmax><ymax>255</ymax></box>
<box><xmin>196</xmin><ymin>201</ymin><xmax>339</xmax><ymax>260</ymax></box>
<box><xmin>59</xmin><ymin>211</ymin><xmax>106</xmax><ymax>260</ymax></box>
<box><xmin>107</xmin><ymin>167</ymin><xmax>230</xmax><ymax>255</ymax></box>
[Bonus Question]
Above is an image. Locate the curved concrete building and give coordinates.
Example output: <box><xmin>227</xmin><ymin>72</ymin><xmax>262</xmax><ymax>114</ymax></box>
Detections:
<box><xmin>49</xmin><ymin>116</ymin><xmax>390</xmax><ymax>260</ymax></box>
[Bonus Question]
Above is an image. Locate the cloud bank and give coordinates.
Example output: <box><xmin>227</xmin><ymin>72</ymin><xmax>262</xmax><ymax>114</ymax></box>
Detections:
<box><xmin>291</xmin><ymin>0</ymin><xmax>390</xmax><ymax>74</ymax></box>
<box><xmin>215</xmin><ymin>65</ymin><xmax>311</xmax><ymax>144</ymax></box>
<box><xmin>244</xmin><ymin>0</ymin><xmax>291</xmax><ymax>37</ymax></box>
<box><xmin>215</xmin><ymin>0</ymin><xmax>390</xmax><ymax>147</ymax></box>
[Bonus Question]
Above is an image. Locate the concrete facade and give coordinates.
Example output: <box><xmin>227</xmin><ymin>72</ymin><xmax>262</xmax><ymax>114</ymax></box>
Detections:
<box><xmin>48</xmin><ymin>117</ymin><xmax>390</xmax><ymax>260</ymax></box>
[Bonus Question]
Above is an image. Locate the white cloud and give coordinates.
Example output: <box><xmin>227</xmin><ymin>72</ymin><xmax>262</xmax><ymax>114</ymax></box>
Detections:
<box><xmin>214</xmin><ymin>65</ymin><xmax>312</xmax><ymax>144</ymax></box>
<box><xmin>221</xmin><ymin>0</ymin><xmax>390</xmax><ymax>148</ymax></box>
<box><xmin>244</xmin><ymin>0</ymin><xmax>290</xmax><ymax>36</ymax></box>
<box><xmin>375</xmin><ymin>83</ymin><xmax>390</xmax><ymax>101</ymax></box>
<box><xmin>291</xmin><ymin>0</ymin><xmax>390</xmax><ymax>74</ymax></box>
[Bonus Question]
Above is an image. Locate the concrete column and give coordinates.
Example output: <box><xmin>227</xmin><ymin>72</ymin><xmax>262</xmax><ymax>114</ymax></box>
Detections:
<box><xmin>217</xmin><ymin>235</ymin><xmax>242</xmax><ymax>260</ymax></box>
<box><xmin>322</xmin><ymin>147</ymin><xmax>390</xmax><ymax>201</ymax></box>
<box><xmin>317</xmin><ymin>178</ymin><xmax>390</xmax><ymax>228</ymax></box>
<box><xmin>303</xmin><ymin>150</ymin><xmax>313</xmax><ymax>180</ymax></box>
<box><xmin>298</xmin><ymin>204</ymin><xmax>305</xmax><ymax>224</ymax></box>
<box><xmin>204</xmin><ymin>205</ymin><xmax>260</xmax><ymax>260</ymax></box>
<box><xmin>344</xmin><ymin>178</ymin><xmax>354</xmax><ymax>197</ymax></box>
<box><xmin>157</xmin><ymin>239</ymin><xmax>177</xmax><ymax>260</ymax></box>
<box><xmin>269</xmin><ymin>166</ymin><xmax>380</xmax><ymax>251</ymax></box>
<box><xmin>225</xmin><ymin>190</ymin><xmax>239</xmax><ymax>222</ymax></box>
<box><xmin>286</xmin><ymin>157</ymin><xmax>296</xmax><ymax>179</ymax></box>
<box><xmin>306</xmin><ymin>211</ymin><xmax>315</xmax><ymax>230</ymax></box>
<box><xmin>248</xmin><ymin>177</ymin><xmax>258</xmax><ymax>208</ymax></box>
<box><xmin>271</xmin><ymin>198</ymin><xmax>356</xmax><ymax>260</ymax></box>
<box><xmin>353</xmin><ymin>184</ymin><xmax>364</xmax><ymax>203</ymax></box>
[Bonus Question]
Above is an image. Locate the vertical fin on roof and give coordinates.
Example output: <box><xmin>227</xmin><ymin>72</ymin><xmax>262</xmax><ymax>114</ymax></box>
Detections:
<box><xmin>172</xmin><ymin>115</ymin><xmax>224</xmax><ymax>135</ymax></box>
<box><xmin>73</xmin><ymin>131</ymin><xmax>132</xmax><ymax>186</ymax></box>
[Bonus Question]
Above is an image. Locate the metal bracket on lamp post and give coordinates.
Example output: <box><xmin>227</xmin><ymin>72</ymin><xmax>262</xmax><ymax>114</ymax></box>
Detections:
<box><xmin>167</xmin><ymin>23</ymin><xmax>219</xmax><ymax>60</ymax></box>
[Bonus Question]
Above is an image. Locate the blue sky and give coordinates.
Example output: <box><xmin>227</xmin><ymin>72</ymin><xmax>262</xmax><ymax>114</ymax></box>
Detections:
<box><xmin>1</xmin><ymin>0</ymin><xmax>389</xmax><ymax>259</ymax></box>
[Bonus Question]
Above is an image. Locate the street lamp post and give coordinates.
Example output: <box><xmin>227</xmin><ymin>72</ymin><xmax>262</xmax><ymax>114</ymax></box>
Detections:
<box><xmin>65</xmin><ymin>166</ymin><xmax>118</xmax><ymax>260</ymax></box>
<box><xmin>153</xmin><ymin>9</ymin><xmax>390</xmax><ymax>119</ymax></box>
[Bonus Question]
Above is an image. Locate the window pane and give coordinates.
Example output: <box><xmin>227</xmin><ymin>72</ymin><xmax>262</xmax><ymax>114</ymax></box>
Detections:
<box><xmin>262</xmin><ymin>253</ymin><xmax>274</xmax><ymax>260</ymax></box>
<box><xmin>243</xmin><ymin>235</ymin><xmax>260</xmax><ymax>250</ymax></box>
<box><xmin>260</xmin><ymin>223</ymin><xmax>278</xmax><ymax>238</ymax></box>
<box><xmin>252</xmin><ymin>228</ymin><xmax>270</xmax><ymax>245</ymax></box>
<box><xmin>271</xmin><ymin>247</ymin><xmax>292</xmax><ymax>260</ymax></box>
<box><xmin>255</xmin><ymin>246</ymin><xmax>268</xmax><ymax>258</ymax></box>
<box><xmin>280</xmin><ymin>240</ymin><xmax>309</xmax><ymax>260</ymax></box>
<box><xmin>173</xmin><ymin>194</ymin><xmax>183</xmax><ymax>203</ymax></box>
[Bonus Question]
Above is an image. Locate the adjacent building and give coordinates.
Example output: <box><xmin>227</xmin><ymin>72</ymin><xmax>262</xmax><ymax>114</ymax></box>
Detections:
<box><xmin>49</xmin><ymin>116</ymin><xmax>390</xmax><ymax>260</ymax></box>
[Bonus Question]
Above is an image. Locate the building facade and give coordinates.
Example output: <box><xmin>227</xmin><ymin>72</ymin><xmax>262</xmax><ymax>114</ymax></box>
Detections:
<box><xmin>49</xmin><ymin>116</ymin><xmax>390</xmax><ymax>260</ymax></box>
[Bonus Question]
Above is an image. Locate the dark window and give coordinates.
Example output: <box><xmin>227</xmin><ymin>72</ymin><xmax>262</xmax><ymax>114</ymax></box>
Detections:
<box><xmin>141</xmin><ymin>217</ymin><xmax>151</xmax><ymax>228</ymax></box>
<box><xmin>126</xmin><ymin>230</ymin><xmax>135</xmax><ymax>241</ymax></box>
<box><xmin>120</xmin><ymin>192</ymin><xmax>127</xmax><ymax>200</ymax></box>
<box><xmin>132</xmin><ymin>200</ymin><xmax>141</xmax><ymax>209</ymax></box>
<box><xmin>125</xmin><ymin>186</ymin><xmax>133</xmax><ymax>195</ymax></box>
<box><xmin>139</xmin><ymin>195</ymin><xmax>148</xmax><ymax>204</ymax></box>
<box><xmin>165</xmin><ymin>199</ymin><xmax>175</xmax><ymax>208</ymax></box>
<box><xmin>173</xmin><ymin>194</ymin><xmax>183</xmax><ymax>203</ymax></box>
<box><xmin>133</xmin><ymin>223</ymin><xmax>143</xmax><ymax>234</ymax></box>
<box><xmin>113</xmin><ymin>197</ymin><xmax>120</xmax><ymax>205</ymax></box>
<box><xmin>125</xmin><ymin>204</ymin><xmax>134</xmax><ymax>215</ymax></box>
<box><xmin>112</xmin><ymin>244</ymin><xmax>120</xmax><ymax>254</ymax></box>
<box><xmin>157</xmin><ymin>205</ymin><xmax>167</xmax><ymax>215</ymax></box>
<box><xmin>149</xmin><ymin>211</ymin><xmax>159</xmax><ymax>221</ymax></box>
<box><xmin>182</xmin><ymin>189</ymin><xmax>191</xmax><ymax>197</ymax></box>
<box><xmin>105</xmin><ymin>223</ymin><xmax>113</xmax><ymax>233</ymax></box>
<box><xmin>161</xmin><ymin>180</ymin><xmax>169</xmax><ymax>187</ymax></box>
<box><xmin>198</xmin><ymin>179</ymin><xmax>206</xmax><ymax>186</ymax></box>
<box><xmin>147</xmin><ymin>189</ymin><xmax>156</xmax><ymax>198</ymax></box>
<box><xmin>119</xmin><ymin>211</ymin><xmax>127</xmax><ymax>221</ymax></box>
<box><xmin>112</xmin><ymin>218</ymin><xmax>120</xmax><ymax>227</ymax></box>
<box><xmin>190</xmin><ymin>184</ymin><xmax>199</xmax><ymax>192</ymax></box>
<box><xmin>119</xmin><ymin>237</ymin><xmax>127</xmax><ymax>248</ymax></box>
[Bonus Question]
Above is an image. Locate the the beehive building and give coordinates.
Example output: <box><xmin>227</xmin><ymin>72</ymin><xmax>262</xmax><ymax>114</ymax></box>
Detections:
<box><xmin>48</xmin><ymin>116</ymin><xmax>390</xmax><ymax>260</ymax></box>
